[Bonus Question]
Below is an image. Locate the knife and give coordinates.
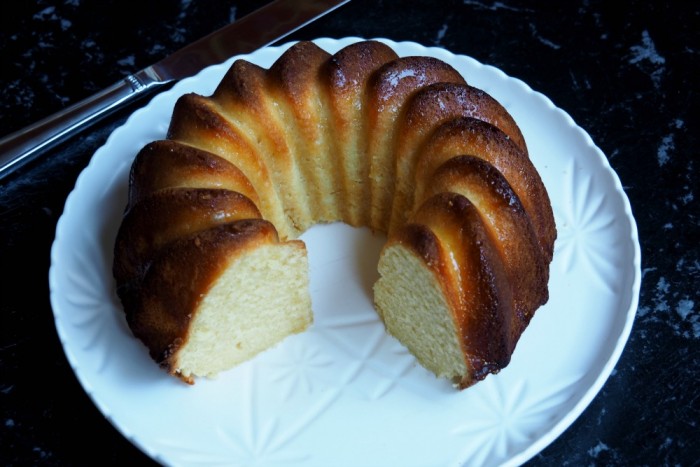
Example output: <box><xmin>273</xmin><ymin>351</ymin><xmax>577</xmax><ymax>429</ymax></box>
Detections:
<box><xmin>0</xmin><ymin>0</ymin><xmax>350</xmax><ymax>179</ymax></box>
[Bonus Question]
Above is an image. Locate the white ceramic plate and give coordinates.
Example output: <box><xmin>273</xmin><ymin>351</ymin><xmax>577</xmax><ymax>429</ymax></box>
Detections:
<box><xmin>49</xmin><ymin>37</ymin><xmax>641</xmax><ymax>467</ymax></box>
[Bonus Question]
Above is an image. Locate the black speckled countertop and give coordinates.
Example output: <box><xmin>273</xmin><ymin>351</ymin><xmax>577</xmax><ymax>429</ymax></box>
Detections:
<box><xmin>1</xmin><ymin>1</ymin><xmax>698</xmax><ymax>466</ymax></box>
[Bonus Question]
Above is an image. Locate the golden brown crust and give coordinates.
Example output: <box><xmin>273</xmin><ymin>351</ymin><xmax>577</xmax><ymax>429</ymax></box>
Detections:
<box><xmin>267</xmin><ymin>41</ymin><xmax>332</xmax><ymax>108</ymax></box>
<box><xmin>166</xmin><ymin>92</ymin><xmax>289</xmax><ymax>232</ymax></box>
<box><xmin>426</xmin><ymin>155</ymin><xmax>549</xmax><ymax>335</ymax></box>
<box><xmin>266</xmin><ymin>41</ymin><xmax>337</xmax><ymax>225</ymax></box>
<box><xmin>323</xmin><ymin>40</ymin><xmax>400</xmax><ymax>95</ymax></box>
<box><xmin>388</xmin><ymin>83</ymin><xmax>531</xmax><ymax>237</ymax></box>
<box><xmin>127</xmin><ymin>219</ymin><xmax>278</xmax><ymax>382</ymax></box>
<box><xmin>113</xmin><ymin>188</ymin><xmax>261</xmax><ymax>311</ymax></box>
<box><xmin>211</xmin><ymin>57</ymin><xmax>307</xmax><ymax>238</ymax></box>
<box><xmin>367</xmin><ymin>56</ymin><xmax>466</xmax><ymax>112</ymax></box>
<box><xmin>113</xmin><ymin>39</ymin><xmax>556</xmax><ymax>388</ymax></box>
<box><xmin>323</xmin><ymin>40</ymin><xmax>400</xmax><ymax>226</ymax></box>
<box><xmin>214</xmin><ymin>59</ymin><xmax>269</xmax><ymax>109</ymax></box>
<box><xmin>213</xmin><ymin>59</ymin><xmax>296</xmax><ymax>184</ymax></box>
<box><xmin>366</xmin><ymin>56</ymin><xmax>467</xmax><ymax>232</ymax></box>
<box><xmin>408</xmin><ymin>192</ymin><xmax>515</xmax><ymax>387</ymax></box>
<box><xmin>128</xmin><ymin>139</ymin><xmax>260</xmax><ymax>210</ymax></box>
<box><xmin>166</xmin><ymin>93</ymin><xmax>269</xmax><ymax>183</ymax></box>
<box><xmin>402</xmin><ymin>82</ymin><xmax>527</xmax><ymax>154</ymax></box>
<box><xmin>415</xmin><ymin>117</ymin><xmax>556</xmax><ymax>262</ymax></box>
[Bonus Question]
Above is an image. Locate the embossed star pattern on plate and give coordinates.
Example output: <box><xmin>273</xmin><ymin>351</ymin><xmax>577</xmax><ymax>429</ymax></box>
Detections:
<box><xmin>49</xmin><ymin>37</ymin><xmax>640</xmax><ymax>467</ymax></box>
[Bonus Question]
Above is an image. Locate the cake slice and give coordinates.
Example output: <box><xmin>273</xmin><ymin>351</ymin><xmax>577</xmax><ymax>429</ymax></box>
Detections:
<box><xmin>374</xmin><ymin>192</ymin><xmax>515</xmax><ymax>388</ymax></box>
<box><xmin>128</xmin><ymin>220</ymin><xmax>312</xmax><ymax>384</ymax></box>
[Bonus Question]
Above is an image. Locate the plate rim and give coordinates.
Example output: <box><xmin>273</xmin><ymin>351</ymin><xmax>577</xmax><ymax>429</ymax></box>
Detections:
<box><xmin>48</xmin><ymin>36</ymin><xmax>642</xmax><ymax>467</ymax></box>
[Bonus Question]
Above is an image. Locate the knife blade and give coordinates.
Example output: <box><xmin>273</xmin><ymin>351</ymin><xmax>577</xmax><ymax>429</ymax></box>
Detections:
<box><xmin>0</xmin><ymin>0</ymin><xmax>350</xmax><ymax>179</ymax></box>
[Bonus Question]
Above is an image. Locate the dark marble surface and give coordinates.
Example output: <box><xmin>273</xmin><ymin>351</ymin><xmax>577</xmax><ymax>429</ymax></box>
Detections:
<box><xmin>1</xmin><ymin>1</ymin><xmax>697</xmax><ymax>466</ymax></box>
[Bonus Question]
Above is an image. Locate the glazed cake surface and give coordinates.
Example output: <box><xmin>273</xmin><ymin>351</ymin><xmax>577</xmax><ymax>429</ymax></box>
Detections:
<box><xmin>112</xmin><ymin>39</ymin><xmax>556</xmax><ymax>387</ymax></box>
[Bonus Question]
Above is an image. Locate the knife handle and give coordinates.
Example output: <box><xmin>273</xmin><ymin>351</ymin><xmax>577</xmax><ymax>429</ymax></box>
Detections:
<box><xmin>0</xmin><ymin>69</ymin><xmax>165</xmax><ymax>179</ymax></box>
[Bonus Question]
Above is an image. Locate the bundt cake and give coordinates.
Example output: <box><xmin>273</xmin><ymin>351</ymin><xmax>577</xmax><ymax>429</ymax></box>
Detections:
<box><xmin>112</xmin><ymin>39</ymin><xmax>556</xmax><ymax>388</ymax></box>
